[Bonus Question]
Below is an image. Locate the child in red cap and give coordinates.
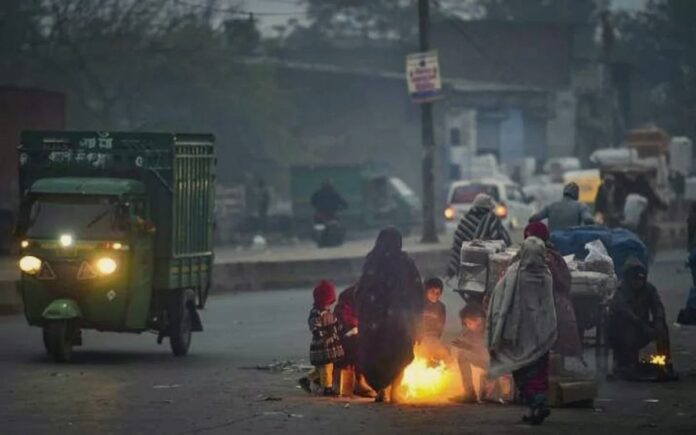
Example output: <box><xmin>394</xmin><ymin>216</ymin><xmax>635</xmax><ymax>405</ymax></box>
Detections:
<box><xmin>299</xmin><ymin>280</ymin><xmax>344</xmax><ymax>396</ymax></box>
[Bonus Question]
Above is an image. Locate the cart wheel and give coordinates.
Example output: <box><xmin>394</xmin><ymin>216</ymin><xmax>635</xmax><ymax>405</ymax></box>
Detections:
<box><xmin>43</xmin><ymin>320</ymin><xmax>74</xmax><ymax>362</ymax></box>
<box><xmin>169</xmin><ymin>289</ymin><xmax>194</xmax><ymax>357</ymax></box>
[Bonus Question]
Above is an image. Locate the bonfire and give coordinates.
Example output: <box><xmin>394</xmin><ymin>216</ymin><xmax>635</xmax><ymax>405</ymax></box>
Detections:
<box><xmin>399</xmin><ymin>342</ymin><xmax>463</xmax><ymax>403</ymax></box>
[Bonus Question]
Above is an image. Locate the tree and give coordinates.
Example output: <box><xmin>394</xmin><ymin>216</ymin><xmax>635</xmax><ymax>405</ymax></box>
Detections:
<box><xmin>0</xmin><ymin>0</ymin><xmax>295</xmax><ymax>182</ymax></box>
<box><xmin>614</xmin><ymin>0</ymin><xmax>696</xmax><ymax>137</ymax></box>
<box><xmin>478</xmin><ymin>0</ymin><xmax>599</xmax><ymax>24</ymax></box>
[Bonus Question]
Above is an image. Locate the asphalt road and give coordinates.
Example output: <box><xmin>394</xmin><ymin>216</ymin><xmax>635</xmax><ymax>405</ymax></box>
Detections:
<box><xmin>1</xmin><ymin>252</ymin><xmax>696</xmax><ymax>434</ymax></box>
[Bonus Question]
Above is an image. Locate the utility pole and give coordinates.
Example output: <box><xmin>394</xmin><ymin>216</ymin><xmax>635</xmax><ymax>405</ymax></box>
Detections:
<box><xmin>418</xmin><ymin>0</ymin><xmax>438</xmax><ymax>243</ymax></box>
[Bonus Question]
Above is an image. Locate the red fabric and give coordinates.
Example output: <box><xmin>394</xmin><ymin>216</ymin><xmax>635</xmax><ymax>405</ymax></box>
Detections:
<box><xmin>513</xmin><ymin>354</ymin><xmax>550</xmax><ymax>402</ymax></box>
<box><xmin>522</xmin><ymin>355</ymin><xmax>549</xmax><ymax>397</ymax></box>
<box><xmin>313</xmin><ymin>280</ymin><xmax>337</xmax><ymax>308</ymax></box>
<box><xmin>524</xmin><ymin>221</ymin><xmax>550</xmax><ymax>242</ymax></box>
<box><xmin>335</xmin><ymin>284</ymin><xmax>358</xmax><ymax>329</ymax></box>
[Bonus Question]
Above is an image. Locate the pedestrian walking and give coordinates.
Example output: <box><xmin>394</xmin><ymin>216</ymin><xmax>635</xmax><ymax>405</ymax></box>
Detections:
<box><xmin>523</xmin><ymin>222</ymin><xmax>583</xmax><ymax>359</ymax></box>
<box><xmin>256</xmin><ymin>179</ymin><xmax>270</xmax><ymax>234</ymax></box>
<box><xmin>487</xmin><ymin>237</ymin><xmax>557</xmax><ymax>425</ymax></box>
<box><xmin>356</xmin><ymin>227</ymin><xmax>425</xmax><ymax>403</ymax></box>
<box><xmin>678</xmin><ymin>204</ymin><xmax>696</xmax><ymax>325</ymax></box>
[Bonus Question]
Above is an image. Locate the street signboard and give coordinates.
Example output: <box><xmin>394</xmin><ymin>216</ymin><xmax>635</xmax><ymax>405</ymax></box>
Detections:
<box><xmin>406</xmin><ymin>50</ymin><xmax>442</xmax><ymax>103</ymax></box>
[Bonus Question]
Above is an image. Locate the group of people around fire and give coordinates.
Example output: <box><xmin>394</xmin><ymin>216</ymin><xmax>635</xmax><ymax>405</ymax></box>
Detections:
<box><xmin>298</xmin><ymin>180</ymin><xmax>679</xmax><ymax>426</ymax></box>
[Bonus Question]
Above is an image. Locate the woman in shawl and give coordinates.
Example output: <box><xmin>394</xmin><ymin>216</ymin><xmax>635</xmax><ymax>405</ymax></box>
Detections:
<box><xmin>447</xmin><ymin>193</ymin><xmax>512</xmax><ymax>278</ymax></box>
<box><xmin>524</xmin><ymin>222</ymin><xmax>583</xmax><ymax>360</ymax></box>
<box><xmin>356</xmin><ymin>227</ymin><xmax>425</xmax><ymax>403</ymax></box>
<box><xmin>487</xmin><ymin>237</ymin><xmax>557</xmax><ymax>425</ymax></box>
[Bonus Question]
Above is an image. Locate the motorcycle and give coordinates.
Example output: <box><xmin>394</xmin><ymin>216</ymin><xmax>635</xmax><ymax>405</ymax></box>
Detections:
<box><xmin>313</xmin><ymin>212</ymin><xmax>346</xmax><ymax>247</ymax></box>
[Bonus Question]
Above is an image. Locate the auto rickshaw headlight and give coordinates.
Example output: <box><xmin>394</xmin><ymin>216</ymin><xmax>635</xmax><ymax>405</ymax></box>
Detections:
<box><xmin>59</xmin><ymin>234</ymin><xmax>74</xmax><ymax>247</ymax></box>
<box><xmin>95</xmin><ymin>257</ymin><xmax>117</xmax><ymax>275</ymax></box>
<box><xmin>19</xmin><ymin>256</ymin><xmax>42</xmax><ymax>274</ymax></box>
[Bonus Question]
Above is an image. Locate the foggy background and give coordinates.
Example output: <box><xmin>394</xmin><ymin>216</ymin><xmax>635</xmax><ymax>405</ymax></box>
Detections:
<box><xmin>1</xmin><ymin>0</ymin><xmax>692</xmax><ymax>206</ymax></box>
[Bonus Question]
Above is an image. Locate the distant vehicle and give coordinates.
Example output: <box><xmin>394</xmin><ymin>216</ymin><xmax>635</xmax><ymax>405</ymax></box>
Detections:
<box><xmin>290</xmin><ymin>164</ymin><xmax>421</xmax><ymax>237</ymax></box>
<box><xmin>16</xmin><ymin>131</ymin><xmax>215</xmax><ymax>361</ymax></box>
<box><xmin>444</xmin><ymin>178</ymin><xmax>536</xmax><ymax>231</ymax></box>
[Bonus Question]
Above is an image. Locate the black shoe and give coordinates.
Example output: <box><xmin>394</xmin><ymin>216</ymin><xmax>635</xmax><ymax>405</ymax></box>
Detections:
<box><xmin>323</xmin><ymin>387</ymin><xmax>338</xmax><ymax>396</ymax></box>
<box><xmin>298</xmin><ymin>377</ymin><xmax>312</xmax><ymax>394</ymax></box>
<box><xmin>523</xmin><ymin>407</ymin><xmax>551</xmax><ymax>425</ymax></box>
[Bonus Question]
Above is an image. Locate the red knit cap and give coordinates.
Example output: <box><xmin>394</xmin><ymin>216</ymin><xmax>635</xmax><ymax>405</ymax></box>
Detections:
<box><xmin>313</xmin><ymin>280</ymin><xmax>337</xmax><ymax>308</ymax></box>
<box><xmin>524</xmin><ymin>221</ymin><xmax>550</xmax><ymax>242</ymax></box>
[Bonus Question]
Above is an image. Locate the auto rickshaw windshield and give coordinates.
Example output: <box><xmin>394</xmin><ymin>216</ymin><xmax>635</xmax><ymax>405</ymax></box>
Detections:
<box><xmin>26</xmin><ymin>195</ymin><xmax>129</xmax><ymax>240</ymax></box>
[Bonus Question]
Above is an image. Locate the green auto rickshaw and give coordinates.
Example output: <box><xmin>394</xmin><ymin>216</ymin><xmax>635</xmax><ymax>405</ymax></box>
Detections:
<box><xmin>16</xmin><ymin>131</ymin><xmax>215</xmax><ymax>361</ymax></box>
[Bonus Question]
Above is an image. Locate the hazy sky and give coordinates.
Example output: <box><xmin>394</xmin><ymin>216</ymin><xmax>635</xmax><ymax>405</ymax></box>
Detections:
<box><xmin>239</xmin><ymin>0</ymin><xmax>649</xmax><ymax>36</ymax></box>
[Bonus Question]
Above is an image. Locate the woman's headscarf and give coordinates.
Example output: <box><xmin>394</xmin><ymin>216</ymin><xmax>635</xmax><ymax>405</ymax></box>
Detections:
<box><xmin>473</xmin><ymin>193</ymin><xmax>496</xmax><ymax>211</ymax></box>
<box><xmin>368</xmin><ymin>226</ymin><xmax>403</xmax><ymax>259</ymax></box>
<box><xmin>524</xmin><ymin>221</ymin><xmax>550</xmax><ymax>242</ymax></box>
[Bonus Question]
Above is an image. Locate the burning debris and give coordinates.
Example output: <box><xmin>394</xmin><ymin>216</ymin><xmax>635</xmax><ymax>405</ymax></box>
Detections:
<box><xmin>649</xmin><ymin>354</ymin><xmax>667</xmax><ymax>366</ymax></box>
<box><xmin>622</xmin><ymin>354</ymin><xmax>680</xmax><ymax>382</ymax></box>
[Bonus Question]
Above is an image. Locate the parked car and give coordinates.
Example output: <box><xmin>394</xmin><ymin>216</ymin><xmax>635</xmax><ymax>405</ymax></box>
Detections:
<box><xmin>444</xmin><ymin>178</ymin><xmax>536</xmax><ymax>231</ymax></box>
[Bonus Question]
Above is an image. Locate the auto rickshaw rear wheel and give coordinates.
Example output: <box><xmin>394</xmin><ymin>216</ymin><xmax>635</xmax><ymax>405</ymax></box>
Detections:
<box><xmin>42</xmin><ymin>320</ymin><xmax>74</xmax><ymax>362</ymax></box>
<box><xmin>169</xmin><ymin>289</ymin><xmax>194</xmax><ymax>357</ymax></box>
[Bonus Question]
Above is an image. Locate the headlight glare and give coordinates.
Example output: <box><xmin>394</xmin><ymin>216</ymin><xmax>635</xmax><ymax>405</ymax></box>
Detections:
<box><xmin>19</xmin><ymin>256</ymin><xmax>42</xmax><ymax>274</ymax></box>
<box><xmin>59</xmin><ymin>234</ymin><xmax>74</xmax><ymax>247</ymax></box>
<box><xmin>96</xmin><ymin>257</ymin><xmax>117</xmax><ymax>275</ymax></box>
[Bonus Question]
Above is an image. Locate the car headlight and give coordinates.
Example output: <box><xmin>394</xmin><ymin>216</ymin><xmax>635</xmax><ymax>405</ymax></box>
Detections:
<box><xmin>19</xmin><ymin>256</ymin><xmax>42</xmax><ymax>274</ymax></box>
<box><xmin>444</xmin><ymin>206</ymin><xmax>456</xmax><ymax>221</ymax></box>
<box><xmin>494</xmin><ymin>204</ymin><xmax>509</xmax><ymax>219</ymax></box>
<box><xmin>95</xmin><ymin>257</ymin><xmax>118</xmax><ymax>275</ymax></box>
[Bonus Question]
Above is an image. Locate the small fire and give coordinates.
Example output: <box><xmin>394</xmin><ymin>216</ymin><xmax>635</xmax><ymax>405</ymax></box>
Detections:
<box><xmin>649</xmin><ymin>354</ymin><xmax>667</xmax><ymax>366</ymax></box>
<box><xmin>400</xmin><ymin>343</ymin><xmax>462</xmax><ymax>403</ymax></box>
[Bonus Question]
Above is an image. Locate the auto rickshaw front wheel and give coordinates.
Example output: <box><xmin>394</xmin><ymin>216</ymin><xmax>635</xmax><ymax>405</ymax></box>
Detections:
<box><xmin>42</xmin><ymin>320</ymin><xmax>74</xmax><ymax>362</ymax></box>
<box><xmin>169</xmin><ymin>289</ymin><xmax>195</xmax><ymax>357</ymax></box>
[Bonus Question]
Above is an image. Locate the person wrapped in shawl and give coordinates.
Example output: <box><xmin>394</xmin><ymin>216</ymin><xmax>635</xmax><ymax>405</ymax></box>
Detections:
<box><xmin>524</xmin><ymin>222</ymin><xmax>584</xmax><ymax>360</ymax></box>
<box><xmin>487</xmin><ymin>237</ymin><xmax>557</xmax><ymax>425</ymax></box>
<box><xmin>356</xmin><ymin>227</ymin><xmax>425</xmax><ymax>403</ymax></box>
<box><xmin>609</xmin><ymin>257</ymin><xmax>670</xmax><ymax>378</ymax></box>
<box><xmin>446</xmin><ymin>193</ymin><xmax>512</xmax><ymax>278</ymax></box>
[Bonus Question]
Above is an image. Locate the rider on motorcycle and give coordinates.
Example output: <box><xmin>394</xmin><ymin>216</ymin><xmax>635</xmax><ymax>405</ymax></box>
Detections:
<box><xmin>311</xmin><ymin>180</ymin><xmax>348</xmax><ymax>222</ymax></box>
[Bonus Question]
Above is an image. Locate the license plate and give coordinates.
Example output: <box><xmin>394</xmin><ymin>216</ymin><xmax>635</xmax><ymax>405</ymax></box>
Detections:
<box><xmin>314</xmin><ymin>224</ymin><xmax>326</xmax><ymax>231</ymax></box>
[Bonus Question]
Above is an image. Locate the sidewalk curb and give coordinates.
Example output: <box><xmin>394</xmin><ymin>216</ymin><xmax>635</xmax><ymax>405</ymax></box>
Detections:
<box><xmin>212</xmin><ymin>249</ymin><xmax>449</xmax><ymax>293</ymax></box>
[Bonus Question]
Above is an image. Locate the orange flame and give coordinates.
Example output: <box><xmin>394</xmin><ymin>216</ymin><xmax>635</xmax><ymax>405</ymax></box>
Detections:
<box><xmin>399</xmin><ymin>343</ymin><xmax>462</xmax><ymax>403</ymax></box>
